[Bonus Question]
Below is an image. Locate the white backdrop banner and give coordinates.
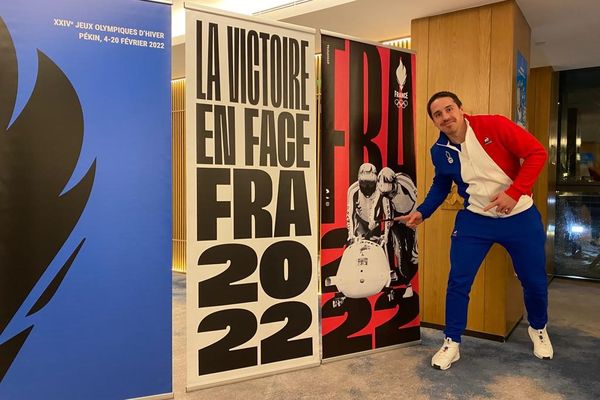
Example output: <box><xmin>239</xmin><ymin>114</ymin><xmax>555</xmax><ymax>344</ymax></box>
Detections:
<box><xmin>185</xmin><ymin>4</ymin><xmax>319</xmax><ymax>390</ymax></box>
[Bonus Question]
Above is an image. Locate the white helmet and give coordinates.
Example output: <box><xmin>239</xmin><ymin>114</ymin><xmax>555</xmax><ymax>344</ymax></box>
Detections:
<box><xmin>377</xmin><ymin>167</ymin><xmax>396</xmax><ymax>195</ymax></box>
<box><xmin>393</xmin><ymin>173</ymin><xmax>417</xmax><ymax>214</ymax></box>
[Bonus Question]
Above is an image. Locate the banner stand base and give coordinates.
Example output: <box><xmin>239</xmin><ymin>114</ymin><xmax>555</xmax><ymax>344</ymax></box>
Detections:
<box><xmin>186</xmin><ymin>360</ymin><xmax>321</xmax><ymax>392</ymax></box>
<box><xmin>322</xmin><ymin>339</ymin><xmax>421</xmax><ymax>364</ymax></box>
<box><xmin>127</xmin><ymin>391</ymin><xmax>174</xmax><ymax>400</ymax></box>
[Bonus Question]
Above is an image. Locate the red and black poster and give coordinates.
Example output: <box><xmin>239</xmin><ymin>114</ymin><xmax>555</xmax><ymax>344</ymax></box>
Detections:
<box><xmin>320</xmin><ymin>32</ymin><xmax>420</xmax><ymax>359</ymax></box>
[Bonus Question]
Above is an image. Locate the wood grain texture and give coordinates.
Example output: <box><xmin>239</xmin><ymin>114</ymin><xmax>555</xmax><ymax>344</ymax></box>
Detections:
<box><xmin>411</xmin><ymin>17</ymin><xmax>430</xmax><ymax>316</ymax></box>
<box><xmin>528</xmin><ymin>66</ymin><xmax>558</xmax><ymax>275</ymax></box>
<box><xmin>172</xmin><ymin>79</ymin><xmax>187</xmax><ymax>272</ymax></box>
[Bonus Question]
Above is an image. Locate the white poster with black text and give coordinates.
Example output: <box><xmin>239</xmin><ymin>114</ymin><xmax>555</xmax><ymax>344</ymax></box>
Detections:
<box><xmin>185</xmin><ymin>4</ymin><xmax>319</xmax><ymax>390</ymax></box>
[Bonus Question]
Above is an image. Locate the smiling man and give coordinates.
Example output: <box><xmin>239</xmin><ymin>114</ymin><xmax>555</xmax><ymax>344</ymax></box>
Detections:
<box><xmin>397</xmin><ymin>91</ymin><xmax>552</xmax><ymax>370</ymax></box>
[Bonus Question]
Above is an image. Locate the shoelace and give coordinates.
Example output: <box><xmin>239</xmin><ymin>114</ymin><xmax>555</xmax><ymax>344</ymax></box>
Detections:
<box><xmin>442</xmin><ymin>339</ymin><xmax>453</xmax><ymax>352</ymax></box>
<box><xmin>536</xmin><ymin>330</ymin><xmax>551</xmax><ymax>346</ymax></box>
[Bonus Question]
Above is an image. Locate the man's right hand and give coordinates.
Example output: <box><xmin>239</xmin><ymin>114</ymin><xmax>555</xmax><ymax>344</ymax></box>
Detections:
<box><xmin>394</xmin><ymin>211</ymin><xmax>423</xmax><ymax>229</ymax></box>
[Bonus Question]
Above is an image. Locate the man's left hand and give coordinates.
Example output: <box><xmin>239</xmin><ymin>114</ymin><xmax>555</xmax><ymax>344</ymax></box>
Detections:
<box><xmin>483</xmin><ymin>191</ymin><xmax>517</xmax><ymax>215</ymax></box>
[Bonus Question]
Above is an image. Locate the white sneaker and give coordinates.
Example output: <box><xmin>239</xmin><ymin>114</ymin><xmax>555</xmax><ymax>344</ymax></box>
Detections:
<box><xmin>528</xmin><ymin>325</ymin><xmax>554</xmax><ymax>360</ymax></box>
<box><xmin>431</xmin><ymin>338</ymin><xmax>460</xmax><ymax>370</ymax></box>
<box><xmin>403</xmin><ymin>285</ymin><xmax>414</xmax><ymax>298</ymax></box>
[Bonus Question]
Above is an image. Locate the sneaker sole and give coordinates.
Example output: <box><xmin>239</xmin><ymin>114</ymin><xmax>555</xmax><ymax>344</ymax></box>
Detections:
<box><xmin>533</xmin><ymin>351</ymin><xmax>553</xmax><ymax>360</ymax></box>
<box><xmin>431</xmin><ymin>354</ymin><xmax>460</xmax><ymax>370</ymax></box>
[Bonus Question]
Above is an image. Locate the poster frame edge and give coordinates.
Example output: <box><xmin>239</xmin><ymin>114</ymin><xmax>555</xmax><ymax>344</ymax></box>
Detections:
<box><xmin>319</xmin><ymin>29</ymin><xmax>416</xmax><ymax>54</ymax></box>
<box><xmin>184</xmin><ymin>1</ymin><xmax>316</xmax><ymax>35</ymax></box>
<box><xmin>139</xmin><ymin>0</ymin><xmax>173</xmax><ymax>5</ymax></box>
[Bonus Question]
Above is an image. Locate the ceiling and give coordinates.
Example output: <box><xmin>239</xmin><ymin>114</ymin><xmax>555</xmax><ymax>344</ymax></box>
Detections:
<box><xmin>174</xmin><ymin>0</ymin><xmax>600</xmax><ymax>72</ymax></box>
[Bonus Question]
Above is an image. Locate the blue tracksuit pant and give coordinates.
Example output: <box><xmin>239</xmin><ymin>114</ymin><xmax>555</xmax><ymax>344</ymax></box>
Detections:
<box><xmin>445</xmin><ymin>206</ymin><xmax>548</xmax><ymax>342</ymax></box>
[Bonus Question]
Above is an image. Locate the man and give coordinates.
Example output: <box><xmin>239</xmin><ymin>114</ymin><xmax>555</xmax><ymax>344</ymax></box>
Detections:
<box><xmin>397</xmin><ymin>91</ymin><xmax>552</xmax><ymax>370</ymax></box>
<box><xmin>378</xmin><ymin>167</ymin><xmax>418</xmax><ymax>298</ymax></box>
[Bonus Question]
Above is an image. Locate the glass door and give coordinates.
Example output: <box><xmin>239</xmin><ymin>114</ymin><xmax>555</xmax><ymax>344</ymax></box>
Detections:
<box><xmin>554</xmin><ymin>67</ymin><xmax>600</xmax><ymax>280</ymax></box>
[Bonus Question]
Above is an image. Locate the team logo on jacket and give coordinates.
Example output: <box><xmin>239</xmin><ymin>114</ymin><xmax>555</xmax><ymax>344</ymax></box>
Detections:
<box><xmin>445</xmin><ymin>150</ymin><xmax>454</xmax><ymax>164</ymax></box>
<box><xmin>483</xmin><ymin>137</ymin><xmax>493</xmax><ymax>145</ymax></box>
<box><xmin>394</xmin><ymin>59</ymin><xmax>409</xmax><ymax>109</ymax></box>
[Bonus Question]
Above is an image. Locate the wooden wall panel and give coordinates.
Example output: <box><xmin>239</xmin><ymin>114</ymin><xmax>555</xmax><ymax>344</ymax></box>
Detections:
<box><xmin>426</xmin><ymin>8</ymin><xmax>492</xmax><ymax>114</ymax></box>
<box><xmin>383</xmin><ymin>37</ymin><xmax>412</xmax><ymax>50</ymax></box>
<box><xmin>513</xmin><ymin>4</ymin><xmax>532</xmax><ymax>98</ymax></box>
<box><xmin>489</xmin><ymin>1</ymin><xmax>514</xmax><ymax>117</ymax></box>
<box><xmin>416</xmin><ymin>6</ymin><xmax>493</xmax><ymax>329</ymax></box>
<box><xmin>172</xmin><ymin>79</ymin><xmax>186</xmax><ymax>273</ymax></box>
<box><xmin>529</xmin><ymin>67</ymin><xmax>554</xmax><ymax>224</ymax></box>
<box><xmin>483</xmin><ymin>246</ymin><xmax>508</xmax><ymax>335</ymax></box>
<box><xmin>411</xmin><ymin>16</ymin><xmax>430</xmax><ymax>322</ymax></box>
<box><xmin>529</xmin><ymin>70</ymin><xmax>542</xmax><ymax>214</ymax></box>
<box><xmin>528</xmin><ymin>66</ymin><xmax>559</xmax><ymax>275</ymax></box>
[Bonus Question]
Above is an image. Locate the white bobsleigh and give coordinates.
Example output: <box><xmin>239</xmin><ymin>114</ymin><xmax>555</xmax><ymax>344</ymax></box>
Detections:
<box><xmin>325</xmin><ymin>239</ymin><xmax>392</xmax><ymax>298</ymax></box>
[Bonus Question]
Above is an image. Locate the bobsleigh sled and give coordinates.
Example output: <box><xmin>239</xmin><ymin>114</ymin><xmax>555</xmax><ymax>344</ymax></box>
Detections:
<box><xmin>325</xmin><ymin>238</ymin><xmax>393</xmax><ymax>299</ymax></box>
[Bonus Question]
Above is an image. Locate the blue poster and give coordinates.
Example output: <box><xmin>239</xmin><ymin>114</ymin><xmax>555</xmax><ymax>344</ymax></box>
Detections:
<box><xmin>0</xmin><ymin>1</ymin><xmax>172</xmax><ymax>399</ymax></box>
<box><xmin>516</xmin><ymin>51</ymin><xmax>528</xmax><ymax>128</ymax></box>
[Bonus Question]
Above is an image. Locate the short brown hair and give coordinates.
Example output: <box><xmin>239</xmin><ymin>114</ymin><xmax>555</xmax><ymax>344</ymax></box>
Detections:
<box><xmin>427</xmin><ymin>91</ymin><xmax>462</xmax><ymax>119</ymax></box>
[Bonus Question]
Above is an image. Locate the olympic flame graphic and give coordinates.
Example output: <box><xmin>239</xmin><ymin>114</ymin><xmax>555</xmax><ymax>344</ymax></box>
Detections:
<box><xmin>0</xmin><ymin>17</ymin><xmax>95</xmax><ymax>381</ymax></box>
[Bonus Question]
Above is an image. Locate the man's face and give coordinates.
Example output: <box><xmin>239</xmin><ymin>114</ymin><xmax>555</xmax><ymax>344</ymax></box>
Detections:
<box><xmin>429</xmin><ymin>97</ymin><xmax>465</xmax><ymax>137</ymax></box>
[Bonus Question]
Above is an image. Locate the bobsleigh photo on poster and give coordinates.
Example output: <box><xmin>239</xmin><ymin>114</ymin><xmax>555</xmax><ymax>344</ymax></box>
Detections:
<box><xmin>326</xmin><ymin>162</ymin><xmax>418</xmax><ymax>306</ymax></box>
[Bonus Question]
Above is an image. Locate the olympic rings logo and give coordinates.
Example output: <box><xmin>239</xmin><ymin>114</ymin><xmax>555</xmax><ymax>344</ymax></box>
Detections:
<box><xmin>394</xmin><ymin>98</ymin><xmax>409</xmax><ymax>109</ymax></box>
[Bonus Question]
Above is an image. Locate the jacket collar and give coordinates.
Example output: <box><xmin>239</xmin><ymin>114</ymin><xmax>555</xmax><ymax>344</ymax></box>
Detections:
<box><xmin>434</xmin><ymin>114</ymin><xmax>471</xmax><ymax>149</ymax></box>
